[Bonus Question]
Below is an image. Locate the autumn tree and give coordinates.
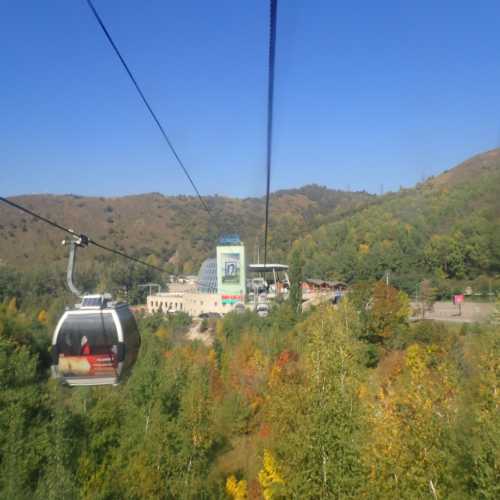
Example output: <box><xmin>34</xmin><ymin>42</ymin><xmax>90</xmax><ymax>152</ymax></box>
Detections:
<box><xmin>226</xmin><ymin>474</ymin><xmax>248</xmax><ymax>499</ymax></box>
<box><xmin>364</xmin><ymin>343</ymin><xmax>458</xmax><ymax>498</ymax></box>
<box><xmin>454</xmin><ymin>326</ymin><xmax>500</xmax><ymax>498</ymax></box>
<box><xmin>264</xmin><ymin>304</ymin><xmax>366</xmax><ymax>497</ymax></box>
<box><xmin>365</xmin><ymin>281</ymin><xmax>410</xmax><ymax>344</ymax></box>
<box><xmin>37</xmin><ymin>309</ymin><xmax>48</xmax><ymax>324</ymax></box>
<box><xmin>258</xmin><ymin>449</ymin><xmax>284</xmax><ymax>499</ymax></box>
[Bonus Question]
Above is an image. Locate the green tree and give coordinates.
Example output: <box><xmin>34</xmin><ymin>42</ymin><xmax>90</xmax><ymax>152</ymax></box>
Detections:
<box><xmin>418</xmin><ymin>279</ymin><xmax>437</xmax><ymax>319</ymax></box>
<box><xmin>265</xmin><ymin>304</ymin><xmax>366</xmax><ymax>497</ymax></box>
<box><xmin>454</xmin><ymin>327</ymin><xmax>500</xmax><ymax>498</ymax></box>
<box><xmin>0</xmin><ymin>336</ymin><xmax>47</xmax><ymax>498</ymax></box>
<box><xmin>365</xmin><ymin>281</ymin><xmax>410</xmax><ymax>344</ymax></box>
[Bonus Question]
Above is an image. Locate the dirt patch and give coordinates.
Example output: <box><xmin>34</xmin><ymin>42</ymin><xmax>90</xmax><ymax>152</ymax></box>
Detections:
<box><xmin>411</xmin><ymin>301</ymin><xmax>495</xmax><ymax>323</ymax></box>
<box><xmin>186</xmin><ymin>320</ymin><xmax>214</xmax><ymax>346</ymax></box>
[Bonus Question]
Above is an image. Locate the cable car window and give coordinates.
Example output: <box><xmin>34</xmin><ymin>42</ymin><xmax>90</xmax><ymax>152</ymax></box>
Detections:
<box><xmin>57</xmin><ymin>313</ymin><xmax>118</xmax><ymax>356</ymax></box>
<box><xmin>82</xmin><ymin>297</ymin><xmax>102</xmax><ymax>307</ymax></box>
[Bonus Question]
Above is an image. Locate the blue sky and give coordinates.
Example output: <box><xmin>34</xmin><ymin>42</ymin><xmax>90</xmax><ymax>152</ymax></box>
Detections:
<box><xmin>2</xmin><ymin>0</ymin><xmax>500</xmax><ymax>198</ymax></box>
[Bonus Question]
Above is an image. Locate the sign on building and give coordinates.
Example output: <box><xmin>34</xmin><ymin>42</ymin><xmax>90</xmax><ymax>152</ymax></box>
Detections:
<box><xmin>217</xmin><ymin>242</ymin><xmax>246</xmax><ymax>304</ymax></box>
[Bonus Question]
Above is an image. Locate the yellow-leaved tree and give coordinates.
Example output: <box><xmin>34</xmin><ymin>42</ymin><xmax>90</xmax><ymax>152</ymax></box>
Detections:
<box><xmin>226</xmin><ymin>474</ymin><xmax>248</xmax><ymax>500</ymax></box>
<box><xmin>7</xmin><ymin>297</ymin><xmax>17</xmax><ymax>314</ymax></box>
<box><xmin>37</xmin><ymin>309</ymin><xmax>48</xmax><ymax>324</ymax></box>
<box><xmin>258</xmin><ymin>449</ymin><xmax>284</xmax><ymax>500</ymax></box>
<box><xmin>364</xmin><ymin>343</ymin><xmax>457</xmax><ymax>498</ymax></box>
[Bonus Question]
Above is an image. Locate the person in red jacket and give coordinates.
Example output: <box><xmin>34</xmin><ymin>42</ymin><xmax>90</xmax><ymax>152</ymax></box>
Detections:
<box><xmin>80</xmin><ymin>335</ymin><xmax>91</xmax><ymax>356</ymax></box>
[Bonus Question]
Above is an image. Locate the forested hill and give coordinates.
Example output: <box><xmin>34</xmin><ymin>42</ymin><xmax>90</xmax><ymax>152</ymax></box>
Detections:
<box><xmin>2</xmin><ymin>148</ymin><xmax>500</xmax><ymax>293</ymax></box>
<box><xmin>296</xmin><ymin>148</ymin><xmax>500</xmax><ymax>292</ymax></box>
<box><xmin>0</xmin><ymin>185</ymin><xmax>372</xmax><ymax>271</ymax></box>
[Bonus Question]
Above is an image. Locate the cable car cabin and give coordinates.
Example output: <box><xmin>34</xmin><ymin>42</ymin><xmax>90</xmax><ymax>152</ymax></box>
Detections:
<box><xmin>51</xmin><ymin>294</ymin><xmax>140</xmax><ymax>387</ymax></box>
<box><xmin>256</xmin><ymin>303</ymin><xmax>269</xmax><ymax>318</ymax></box>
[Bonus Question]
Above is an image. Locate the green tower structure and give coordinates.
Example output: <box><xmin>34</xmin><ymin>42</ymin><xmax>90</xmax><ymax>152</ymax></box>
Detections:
<box><xmin>216</xmin><ymin>235</ymin><xmax>246</xmax><ymax>305</ymax></box>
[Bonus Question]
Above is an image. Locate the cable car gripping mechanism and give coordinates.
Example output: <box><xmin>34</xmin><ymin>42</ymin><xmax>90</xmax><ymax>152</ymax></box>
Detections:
<box><xmin>62</xmin><ymin>233</ymin><xmax>89</xmax><ymax>299</ymax></box>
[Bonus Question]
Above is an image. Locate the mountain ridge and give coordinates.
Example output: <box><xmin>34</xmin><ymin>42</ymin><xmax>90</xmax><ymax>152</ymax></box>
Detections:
<box><xmin>2</xmin><ymin>148</ymin><xmax>500</xmax><ymax>286</ymax></box>
<box><xmin>0</xmin><ymin>184</ymin><xmax>372</xmax><ymax>271</ymax></box>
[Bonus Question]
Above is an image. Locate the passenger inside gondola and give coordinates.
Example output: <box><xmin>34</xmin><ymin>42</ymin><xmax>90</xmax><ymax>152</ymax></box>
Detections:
<box><xmin>80</xmin><ymin>335</ymin><xmax>91</xmax><ymax>355</ymax></box>
<box><xmin>56</xmin><ymin>313</ymin><xmax>120</xmax><ymax>377</ymax></box>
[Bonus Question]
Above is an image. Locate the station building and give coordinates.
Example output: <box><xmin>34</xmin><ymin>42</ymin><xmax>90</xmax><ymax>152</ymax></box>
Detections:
<box><xmin>147</xmin><ymin>235</ymin><xmax>248</xmax><ymax>317</ymax></box>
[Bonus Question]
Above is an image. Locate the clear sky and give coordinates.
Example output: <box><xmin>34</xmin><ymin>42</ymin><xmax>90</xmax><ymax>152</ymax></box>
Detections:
<box><xmin>2</xmin><ymin>0</ymin><xmax>500</xmax><ymax>198</ymax></box>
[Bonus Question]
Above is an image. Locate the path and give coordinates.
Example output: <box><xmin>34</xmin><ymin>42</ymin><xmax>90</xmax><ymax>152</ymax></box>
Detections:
<box><xmin>411</xmin><ymin>301</ymin><xmax>495</xmax><ymax>323</ymax></box>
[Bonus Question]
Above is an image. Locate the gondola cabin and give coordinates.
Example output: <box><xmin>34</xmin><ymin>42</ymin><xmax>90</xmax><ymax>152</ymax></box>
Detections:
<box><xmin>51</xmin><ymin>294</ymin><xmax>140</xmax><ymax>386</ymax></box>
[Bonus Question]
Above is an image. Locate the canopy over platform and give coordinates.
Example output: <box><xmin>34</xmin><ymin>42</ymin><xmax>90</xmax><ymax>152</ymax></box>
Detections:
<box><xmin>218</xmin><ymin>234</ymin><xmax>242</xmax><ymax>246</ymax></box>
<box><xmin>248</xmin><ymin>263</ymin><xmax>288</xmax><ymax>273</ymax></box>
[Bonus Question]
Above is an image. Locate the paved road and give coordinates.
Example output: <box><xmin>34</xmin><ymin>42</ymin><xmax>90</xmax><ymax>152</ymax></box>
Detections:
<box><xmin>411</xmin><ymin>301</ymin><xmax>495</xmax><ymax>323</ymax></box>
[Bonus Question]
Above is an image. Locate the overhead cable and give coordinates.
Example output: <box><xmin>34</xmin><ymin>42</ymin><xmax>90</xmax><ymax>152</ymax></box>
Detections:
<box><xmin>263</xmin><ymin>0</ymin><xmax>278</xmax><ymax>267</ymax></box>
<box><xmin>0</xmin><ymin>196</ymin><xmax>165</xmax><ymax>273</ymax></box>
<box><xmin>84</xmin><ymin>0</ymin><xmax>211</xmax><ymax>215</ymax></box>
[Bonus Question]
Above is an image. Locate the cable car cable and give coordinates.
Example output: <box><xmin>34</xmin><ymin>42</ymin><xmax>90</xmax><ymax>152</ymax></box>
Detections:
<box><xmin>263</xmin><ymin>0</ymin><xmax>278</xmax><ymax>267</ymax></box>
<box><xmin>0</xmin><ymin>196</ymin><xmax>165</xmax><ymax>273</ymax></box>
<box><xmin>84</xmin><ymin>0</ymin><xmax>211</xmax><ymax>216</ymax></box>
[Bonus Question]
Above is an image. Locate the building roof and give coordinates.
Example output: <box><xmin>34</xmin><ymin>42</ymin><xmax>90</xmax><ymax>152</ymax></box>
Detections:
<box><xmin>148</xmin><ymin>292</ymin><xmax>185</xmax><ymax>298</ymax></box>
<box><xmin>218</xmin><ymin>234</ymin><xmax>241</xmax><ymax>245</ymax></box>
<box><xmin>248</xmin><ymin>263</ymin><xmax>288</xmax><ymax>273</ymax></box>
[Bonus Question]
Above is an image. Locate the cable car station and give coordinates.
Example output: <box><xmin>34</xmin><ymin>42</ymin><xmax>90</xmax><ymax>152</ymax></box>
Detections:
<box><xmin>147</xmin><ymin>235</ymin><xmax>290</xmax><ymax>318</ymax></box>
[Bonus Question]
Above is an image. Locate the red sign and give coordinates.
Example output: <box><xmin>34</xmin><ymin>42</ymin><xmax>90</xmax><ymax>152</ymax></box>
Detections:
<box><xmin>453</xmin><ymin>294</ymin><xmax>464</xmax><ymax>304</ymax></box>
<box><xmin>222</xmin><ymin>294</ymin><xmax>242</xmax><ymax>305</ymax></box>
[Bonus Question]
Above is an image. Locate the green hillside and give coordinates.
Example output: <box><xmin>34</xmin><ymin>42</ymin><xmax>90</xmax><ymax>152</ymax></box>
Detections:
<box><xmin>2</xmin><ymin>148</ymin><xmax>500</xmax><ymax>298</ymax></box>
<box><xmin>296</xmin><ymin>149</ymin><xmax>500</xmax><ymax>294</ymax></box>
<box><xmin>0</xmin><ymin>186</ymin><xmax>372</xmax><ymax>272</ymax></box>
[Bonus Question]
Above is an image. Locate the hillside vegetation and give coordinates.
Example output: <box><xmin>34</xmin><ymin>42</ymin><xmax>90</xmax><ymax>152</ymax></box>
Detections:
<box><xmin>0</xmin><ymin>186</ymin><xmax>372</xmax><ymax>273</ymax></box>
<box><xmin>1</xmin><ymin>150</ymin><xmax>500</xmax><ymax>498</ymax></box>
<box><xmin>2</xmin><ymin>149</ymin><xmax>500</xmax><ymax>300</ymax></box>
<box><xmin>295</xmin><ymin>149</ymin><xmax>500</xmax><ymax>294</ymax></box>
<box><xmin>1</xmin><ymin>291</ymin><xmax>499</xmax><ymax>498</ymax></box>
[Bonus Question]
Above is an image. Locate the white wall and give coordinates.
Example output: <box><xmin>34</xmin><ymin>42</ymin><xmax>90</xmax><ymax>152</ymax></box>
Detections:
<box><xmin>147</xmin><ymin>292</ymin><xmax>240</xmax><ymax>317</ymax></box>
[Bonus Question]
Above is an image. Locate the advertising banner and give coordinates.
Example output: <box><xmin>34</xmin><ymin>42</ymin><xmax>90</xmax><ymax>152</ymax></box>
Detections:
<box><xmin>221</xmin><ymin>253</ymin><xmax>241</xmax><ymax>284</ymax></box>
<box><xmin>217</xmin><ymin>243</ymin><xmax>246</xmax><ymax>300</ymax></box>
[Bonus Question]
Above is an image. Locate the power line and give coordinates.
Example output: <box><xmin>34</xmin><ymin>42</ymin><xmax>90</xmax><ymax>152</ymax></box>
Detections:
<box><xmin>0</xmin><ymin>196</ymin><xmax>165</xmax><ymax>273</ymax></box>
<box><xmin>84</xmin><ymin>0</ymin><xmax>211</xmax><ymax>216</ymax></box>
<box><xmin>263</xmin><ymin>0</ymin><xmax>278</xmax><ymax>267</ymax></box>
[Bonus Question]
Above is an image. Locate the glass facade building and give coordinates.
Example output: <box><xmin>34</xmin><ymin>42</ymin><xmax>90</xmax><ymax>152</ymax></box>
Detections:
<box><xmin>197</xmin><ymin>258</ymin><xmax>218</xmax><ymax>293</ymax></box>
